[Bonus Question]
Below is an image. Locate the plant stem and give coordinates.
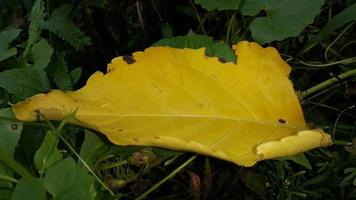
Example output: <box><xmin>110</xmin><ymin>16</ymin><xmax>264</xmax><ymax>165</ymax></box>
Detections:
<box><xmin>301</xmin><ymin>68</ymin><xmax>356</xmax><ymax>98</ymax></box>
<box><xmin>136</xmin><ymin>154</ymin><xmax>197</xmax><ymax>200</ymax></box>
<box><xmin>0</xmin><ymin>150</ymin><xmax>33</xmax><ymax>178</ymax></box>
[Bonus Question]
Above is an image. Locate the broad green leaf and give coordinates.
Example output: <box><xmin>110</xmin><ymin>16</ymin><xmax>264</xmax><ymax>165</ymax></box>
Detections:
<box><xmin>0</xmin><ymin>29</ymin><xmax>21</xmax><ymax>62</ymax></box>
<box><xmin>194</xmin><ymin>0</ymin><xmax>242</xmax><ymax>11</ymax></box>
<box><xmin>0</xmin><ymin>108</ymin><xmax>22</xmax><ymax>156</ymax></box>
<box><xmin>79</xmin><ymin>129</ymin><xmax>109</xmax><ymax>168</ymax></box>
<box><xmin>153</xmin><ymin>31</ymin><xmax>236</xmax><ymax>62</ymax></box>
<box><xmin>34</xmin><ymin>131</ymin><xmax>62</xmax><ymax>174</ymax></box>
<box><xmin>248</xmin><ymin>0</ymin><xmax>325</xmax><ymax>44</ymax></box>
<box><xmin>240</xmin><ymin>0</ymin><xmax>264</xmax><ymax>16</ymax></box>
<box><xmin>10</xmin><ymin>178</ymin><xmax>47</xmax><ymax>200</ymax></box>
<box><xmin>47</xmin><ymin>53</ymin><xmax>73</xmax><ymax>90</ymax></box>
<box><xmin>301</xmin><ymin>3</ymin><xmax>356</xmax><ymax>54</ymax></box>
<box><xmin>14</xmin><ymin>126</ymin><xmax>46</xmax><ymax>170</ymax></box>
<box><xmin>31</xmin><ymin>39</ymin><xmax>54</xmax><ymax>70</ymax></box>
<box><xmin>42</xmin><ymin>4</ymin><xmax>91</xmax><ymax>49</ymax></box>
<box><xmin>44</xmin><ymin>157</ymin><xmax>96</xmax><ymax>200</ymax></box>
<box><xmin>0</xmin><ymin>67</ymin><xmax>50</xmax><ymax>99</ymax></box>
<box><xmin>13</xmin><ymin>41</ymin><xmax>331</xmax><ymax>167</ymax></box>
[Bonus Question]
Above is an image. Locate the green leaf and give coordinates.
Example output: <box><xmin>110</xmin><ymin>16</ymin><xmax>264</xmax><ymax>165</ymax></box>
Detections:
<box><xmin>247</xmin><ymin>0</ymin><xmax>325</xmax><ymax>44</ymax></box>
<box><xmin>153</xmin><ymin>31</ymin><xmax>236</xmax><ymax>62</ymax></box>
<box><xmin>0</xmin><ymin>67</ymin><xmax>50</xmax><ymax>99</ymax></box>
<box><xmin>44</xmin><ymin>157</ymin><xmax>96</xmax><ymax>200</ymax></box>
<box><xmin>24</xmin><ymin>0</ymin><xmax>45</xmax><ymax>56</ymax></box>
<box><xmin>0</xmin><ymin>29</ymin><xmax>21</xmax><ymax>62</ymax></box>
<box><xmin>34</xmin><ymin>131</ymin><xmax>62</xmax><ymax>175</ymax></box>
<box><xmin>69</xmin><ymin>67</ymin><xmax>82</xmax><ymax>86</ymax></box>
<box><xmin>10</xmin><ymin>178</ymin><xmax>47</xmax><ymax>200</ymax></box>
<box><xmin>42</xmin><ymin>4</ymin><xmax>91</xmax><ymax>49</ymax></box>
<box><xmin>160</xmin><ymin>22</ymin><xmax>173</xmax><ymax>38</ymax></box>
<box><xmin>47</xmin><ymin>53</ymin><xmax>73</xmax><ymax>90</ymax></box>
<box><xmin>79</xmin><ymin>130</ymin><xmax>109</xmax><ymax>169</ymax></box>
<box><xmin>245</xmin><ymin>172</ymin><xmax>267</xmax><ymax>196</ymax></box>
<box><xmin>279</xmin><ymin>153</ymin><xmax>312</xmax><ymax>170</ymax></box>
<box><xmin>151</xmin><ymin>148</ymin><xmax>184</xmax><ymax>157</ymax></box>
<box><xmin>0</xmin><ymin>162</ymin><xmax>14</xmax><ymax>191</ymax></box>
<box><xmin>301</xmin><ymin>3</ymin><xmax>356</xmax><ymax>54</ymax></box>
<box><xmin>31</xmin><ymin>39</ymin><xmax>54</xmax><ymax>70</ymax></box>
<box><xmin>240</xmin><ymin>0</ymin><xmax>264</xmax><ymax>16</ymax></box>
<box><xmin>194</xmin><ymin>0</ymin><xmax>242</xmax><ymax>11</ymax></box>
<box><xmin>0</xmin><ymin>108</ymin><xmax>22</xmax><ymax>156</ymax></box>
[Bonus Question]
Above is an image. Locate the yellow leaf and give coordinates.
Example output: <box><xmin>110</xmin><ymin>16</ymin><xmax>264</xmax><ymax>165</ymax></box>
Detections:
<box><xmin>12</xmin><ymin>41</ymin><xmax>332</xmax><ymax>167</ymax></box>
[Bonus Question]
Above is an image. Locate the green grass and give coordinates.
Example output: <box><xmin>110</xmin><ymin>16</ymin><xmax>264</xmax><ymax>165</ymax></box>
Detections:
<box><xmin>0</xmin><ymin>0</ymin><xmax>355</xmax><ymax>199</ymax></box>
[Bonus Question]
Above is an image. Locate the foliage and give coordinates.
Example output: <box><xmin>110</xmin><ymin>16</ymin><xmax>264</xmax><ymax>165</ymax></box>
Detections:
<box><xmin>0</xmin><ymin>0</ymin><xmax>355</xmax><ymax>199</ymax></box>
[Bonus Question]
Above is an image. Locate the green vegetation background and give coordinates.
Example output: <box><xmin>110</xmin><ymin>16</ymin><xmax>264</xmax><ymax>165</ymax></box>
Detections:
<box><xmin>0</xmin><ymin>0</ymin><xmax>355</xmax><ymax>199</ymax></box>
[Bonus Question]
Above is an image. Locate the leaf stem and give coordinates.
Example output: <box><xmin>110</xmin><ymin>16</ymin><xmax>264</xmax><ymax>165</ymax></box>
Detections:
<box><xmin>298</xmin><ymin>56</ymin><xmax>356</xmax><ymax>67</ymax></box>
<box><xmin>301</xmin><ymin>69</ymin><xmax>356</xmax><ymax>98</ymax></box>
<box><xmin>136</xmin><ymin>154</ymin><xmax>197</xmax><ymax>200</ymax></box>
<box><xmin>0</xmin><ymin>150</ymin><xmax>33</xmax><ymax>178</ymax></box>
<box><xmin>0</xmin><ymin>174</ymin><xmax>18</xmax><ymax>183</ymax></box>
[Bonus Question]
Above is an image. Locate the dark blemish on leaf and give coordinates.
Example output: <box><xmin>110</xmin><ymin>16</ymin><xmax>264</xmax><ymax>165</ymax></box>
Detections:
<box><xmin>154</xmin><ymin>136</ymin><xmax>160</xmax><ymax>139</ymax></box>
<box><xmin>218</xmin><ymin>57</ymin><xmax>227</xmax><ymax>63</ymax></box>
<box><xmin>74</xmin><ymin>100</ymin><xmax>78</xmax><ymax>102</ymax></box>
<box><xmin>123</xmin><ymin>55</ymin><xmax>136</xmax><ymax>64</ymax></box>
<box><xmin>11</xmin><ymin>124</ymin><xmax>18</xmax><ymax>130</ymax></box>
<box><xmin>34</xmin><ymin>110</ymin><xmax>41</xmax><ymax>122</ymax></box>
<box><xmin>118</xmin><ymin>129</ymin><xmax>123</xmax><ymax>132</ymax></box>
<box><xmin>133</xmin><ymin>138</ymin><xmax>139</xmax><ymax>142</ymax></box>
<box><xmin>278</xmin><ymin>119</ymin><xmax>286</xmax><ymax>124</ymax></box>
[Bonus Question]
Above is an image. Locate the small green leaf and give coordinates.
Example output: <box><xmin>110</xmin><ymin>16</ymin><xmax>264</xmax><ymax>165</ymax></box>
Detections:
<box><xmin>42</xmin><ymin>4</ymin><xmax>91</xmax><ymax>49</ymax></box>
<box><xmin>10</xmin><ymin>178</ymin><xmax>47</xmax><ymax>200</ymax></box>
<box><xmin>79</xmin><ymin>130</ymin><xmax>109</xmax><ymax>168</ymax></box>
<box><xmin>153</xmin><ymin>31</ymin><xmax>236</xmax><ymax>62</ymax></box>
<box><xmin>24</xmin><ymin>0</ymin><xmax>45</xmax><ymax>56</ymax></box>
<box><xmin>69</xmin><ymin>67</ymin><xmax>82</xmax><ymax>86</ymax></box>
<box><xmin>247</xmin><ymin>0</ymin><xmax>325</xmax><ymax>44</ymax></box>
<box><xmin>0</xmin><ymin>67</ymin><xmax>50</xmax><ymax>99</ymax></box>
<box><xmin>31</xmin><ymin>39</ymin><xmax>54</xmax><ymax>70</ymax></box>
<box><xmin>47</xmin><ymin>53</ymin><xmax>73</xmax><ymax>90</ymax></box>
<box><xmin>0</xmin><ymin>29</ymin><xmax>21</xmax><ymax>62</ymax></box>
<box><xmin>151</xmin><ymin>148</ymin><xmax>183</xmax><ymax>157</ymax></box>
<box><xmin>44</xmin><ymin>157</ymin><xmax>96</xmax><ymax>200</ymax></box>
<box><xmin>194</xmin><ymin>0</ymin><xmax>242</xmax><ymax>11</ymax></box>
<box><xmin>279</xmin><ymin>153</ymin><xmax>312</xmax><ymax>170</ymax></box>
<box><xmin>0</xmin><ymin>108</ymin><xmax>22</xmax><ymax>156</ymax></box>
<box><xmin>34</xmin><ymin>131</ymin><xmax>62</xmax><ymax>175</ymax></box>
<box><xmin>160</xmin><ymin>22</ymin><xmax>173</xmax><ymax>38</ymax></box>
<box><xmin>245</xmin><ymin>172</ymin><xmax>267</xmax><ymax>196</ymax></box>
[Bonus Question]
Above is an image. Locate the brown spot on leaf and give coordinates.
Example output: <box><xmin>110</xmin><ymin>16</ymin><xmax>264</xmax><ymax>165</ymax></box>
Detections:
<box><xmin>278</xmin><ymin>119</ymin><xmax>286</xmax><ymax>124</ymax></box>
<box><xmin>123</xmin><ymin>55</ymin><xmax>136</xmax><ymax>64</ymax></box>
<box><xmin>218</xmin><ymin>57</ymin><xmax>227</xmax><ymax>63</ymax></box>
<box><xmin>11</xmin><ymin>124</ymin><xmax>18</xmax><ymax>130</ymax></box>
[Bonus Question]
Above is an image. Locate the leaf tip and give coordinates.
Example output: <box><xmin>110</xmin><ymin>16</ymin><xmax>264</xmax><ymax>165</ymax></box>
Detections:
<box><xmin>256</xmin><ymin>129</ymin><xmax>332</xmax><ymax>160</ymax></box>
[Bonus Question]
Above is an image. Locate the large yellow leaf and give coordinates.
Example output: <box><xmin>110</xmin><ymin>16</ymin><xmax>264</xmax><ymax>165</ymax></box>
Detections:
<box><xmin>13</xmin><ymin>41</ymin><xmax>331</xmax><ymax>167</ymax></box>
